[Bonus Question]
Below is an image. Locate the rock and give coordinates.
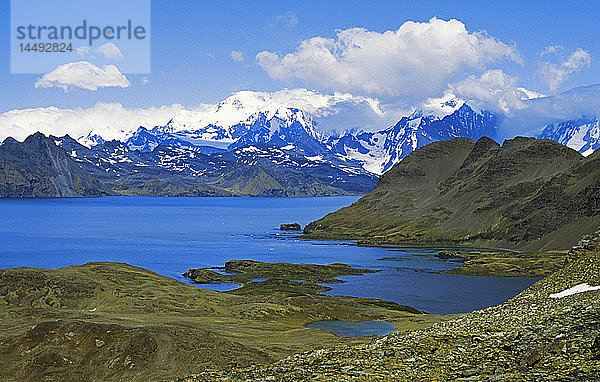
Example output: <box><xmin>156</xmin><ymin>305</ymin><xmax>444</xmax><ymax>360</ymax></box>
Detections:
<box><xmin>522</xmin><ymin>347</ymin><xmax>545</xmax><ymax>367</ymax></box>
<box><xmin>280</xmin><ymin>223</ymin><xmax>302</xmax><ymax>231</ymax></box>
<box><xmin>591</xmin><ymin>336</ymin><xmax>600</xmax><ymax>359</ymax></box>
<box><xmin>436</xmin><ymin>250</ymin><xmax>465</xmax><ymax>260</ymax></box>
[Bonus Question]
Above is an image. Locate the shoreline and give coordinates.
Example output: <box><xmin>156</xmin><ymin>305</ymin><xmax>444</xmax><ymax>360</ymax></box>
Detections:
<box><xmin>297</xmin><ymin>233</ymin><xmax>568</xmax><ymax>277</ymax></box>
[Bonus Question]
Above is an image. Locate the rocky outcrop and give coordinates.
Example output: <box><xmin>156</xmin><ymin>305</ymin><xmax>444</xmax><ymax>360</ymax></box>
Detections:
<box><xmin>280</xmin><ymin>223</ymin><xmax>302</xmax><ymax>231</ymax></box>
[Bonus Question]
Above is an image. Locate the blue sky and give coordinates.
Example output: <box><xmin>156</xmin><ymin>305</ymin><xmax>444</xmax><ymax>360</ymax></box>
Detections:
<box><xmin>0</xmin><ymin>0</ymin><xmax>598</xmax><ymax>113</ymax></box>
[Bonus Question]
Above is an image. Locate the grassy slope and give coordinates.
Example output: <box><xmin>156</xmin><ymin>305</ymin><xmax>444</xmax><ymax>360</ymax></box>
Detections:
<box><xmin>196</xmin><ymin>231</ymin><xmax>600</xmax><ymax>381</ymax></box>
<box><xmin>0</xmin><ymin>262</ymin><xmax>441</xmax><ymax>381</ymax></box>
<box><xmin>304</xmin><ymin>137</ymin><xmax>600</xmax><ymax>252</ymax></box>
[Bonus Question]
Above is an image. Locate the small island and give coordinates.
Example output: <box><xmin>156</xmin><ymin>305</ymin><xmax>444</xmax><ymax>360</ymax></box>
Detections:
<box><xmin>280</xmin><ymin>223</ymin><xmax>302</xmax><ymax>231</ymax></box>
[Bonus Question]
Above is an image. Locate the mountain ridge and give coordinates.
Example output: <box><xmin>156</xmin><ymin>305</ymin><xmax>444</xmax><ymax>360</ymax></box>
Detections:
<box><xmin>0</xmin><ymin>132</ymin><xmax>106</xmax><ymax>197</ymax></box>
<box><xmin>116</xmin><ymin>102</ymin><xmax>502</xmax><ymax>176</ymax></box>
<box><xmin>303</xmin><ymin>135</ymin><xmax>600</xmax><ymax>251</ymax></box>
<box><xmin>0</xmin><ymin>132</ymin><xmax>376</xmax><ymax>197</ymax></box>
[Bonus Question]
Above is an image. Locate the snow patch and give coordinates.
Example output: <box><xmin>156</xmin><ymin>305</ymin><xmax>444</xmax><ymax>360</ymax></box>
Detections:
<box><xmin>304</xmin><ymin>155</ymin><xmax>323</xmax><ymax>162</ymax></box>
<box><xmin>549</xmin><ymin>283</ymin><xmax>600</xmax><ymax>298</ymax></box>
<box><xmin>241</xmin><ymin>146</ymin><xmax>261</xmax><ymax>153</ymax></box>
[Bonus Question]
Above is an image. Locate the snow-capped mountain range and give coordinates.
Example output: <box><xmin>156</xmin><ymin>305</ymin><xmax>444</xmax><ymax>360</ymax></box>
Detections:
<box><xmin>107</xmin><ymin>92</ymin><xmax>503</xmax><ymax>175</ymax></box>
<box><xmin>77</xmin><ymin>91</ymin><xmax>600</xmax><ymax>176</ymax></box>
<box><xmin>5</xmin><ymin>89</ymin><xmax>598</xmax><ymax>179</ymax></box>
<box><xmin>539</xmin><ymin>117</ymin><xmax>600</xmax><ymax>156</ymax></box>
<box><xmin>325</xmin><ymin>103</ymin><xmax>500</xmax><ymax>174</ymax></box>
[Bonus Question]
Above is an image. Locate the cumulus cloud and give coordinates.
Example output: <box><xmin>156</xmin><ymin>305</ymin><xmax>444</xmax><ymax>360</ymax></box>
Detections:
<box><xmin>230</xmin><ymin>50</ymin><xmax>244</xmax><ymax>63</ymax></box>
<box><xmin>257</xmin><ymin>18</ymin><xmax>520</xmax><ymax>102</ymax></box>
<box><xmin>96</xmin><ymin>42</ymin><xmax>123</xmax><ymax>60</ymax></box>
<box><xmin>538</xmin><ymin>48</ymin><xmax>591</xmax><ymax>91</ymax></box>
<box><xmin>35</xmin><ymin>61</ymin><xmax>131</xmax><ymax>92</ymax></box>
<box><xmin>449</xmin><ymin>70</ymin><xmax>531</xmax><ymax>115</ymax></box>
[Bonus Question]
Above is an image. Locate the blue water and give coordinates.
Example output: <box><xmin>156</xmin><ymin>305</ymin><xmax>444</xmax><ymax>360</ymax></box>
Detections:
<box><xmin>0</xmin><ymin>196</ymin><xmax>538</xmax><ymax>314</ymax></box>
<box><xmin>306</xmin><ymin>320</ymin><xmax>397</xmax><ymax>337</ymax></box>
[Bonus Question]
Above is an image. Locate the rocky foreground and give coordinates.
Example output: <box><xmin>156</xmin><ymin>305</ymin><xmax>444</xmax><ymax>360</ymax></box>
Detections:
<box><xmin>187</xmin><ymin>231</ymin><xmax>600</xmax><ymax>381</ymax></box>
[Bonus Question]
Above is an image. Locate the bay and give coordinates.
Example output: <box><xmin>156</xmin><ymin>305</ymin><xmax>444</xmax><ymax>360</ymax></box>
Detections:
<box><xmin>0</xmin><ymin>196</ymin><xmax>538</xmax><ymax>314</ymax></box>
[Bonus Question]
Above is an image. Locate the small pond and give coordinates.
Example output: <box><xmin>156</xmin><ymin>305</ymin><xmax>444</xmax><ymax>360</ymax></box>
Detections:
<box><xmin>306</xmin><ymin>320</ymin><xmax>397</xmax><ymax>337</ymax></box>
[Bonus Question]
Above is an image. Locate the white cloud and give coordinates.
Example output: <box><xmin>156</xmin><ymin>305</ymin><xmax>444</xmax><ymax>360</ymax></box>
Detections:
<box><xmin>272</xmin><ymin>12</ymin><xmax>299</xmax><ymax>28</ymax></box>
<box><xmin>449</xmin><ymin>70</ymin><xmax>531</xmax><ymax>115</ymax></box>
<box><xmin>421</xmin><ymin>71</ymin><xmax>546</xmax><ymax>118</ymax></box>
<box><xmin>0</xmin><ymin>103</ymin><xmax>187</xmax><ymax>144</ymax></box>
<box><xmin>538</xmin><ymin>48</ymin><xmax>591</xmax><ymax>91</ymax></box>
<box><xmin>96</xmin><ymin>42</ymin><xmax>123</xmax><ymax>60</ymax></box>
<box><xmin>538</xmin><ymin>45</ymin><xmax>564</xmax><ymax>56</ymax></box>
<box><xmin>34</xmin><ymin>61</ymin><xmax>131</xmax><ymax>92</ymax></box>
<box><xmin>0</xmin><ymin>89</ymin><xmax>389</xmax><ymax>144</ymax></box>
<box><xmin>563</xmin><ymin>49</ymin><xmax>591</xmax><ymax>70</ymax></box>
<box><xmin>230</xmin><ymin>51</ymin><xmax>244</xmax><ymax>63</ymax></box>
<box><xmin>257</xmin><ymin>18</ymin><xmax>520</xmax><ymax>102</ymax></box>
<box><xmin>76</xmin><ymin>46</ymin><xmax>90</xmax><ymax>57</ymax></box>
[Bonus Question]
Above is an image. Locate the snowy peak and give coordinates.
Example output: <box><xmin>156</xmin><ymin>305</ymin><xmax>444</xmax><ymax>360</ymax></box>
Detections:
<box><xmin>326</xmin><ymin>103</ymin><xmax>501</xmax><ymax>175</ymax></box>
<box><xmin>539</xmin><ymin>117</ymin><xmax>600</xmax><ymax>156</ymax></box>
<box><xmin>125</xmin><ymin>127</ymin><xmax>160</xmax><ymax>151</ymax></box>
<box><xmin>125</xmin><ymin>105</ymin><xmax>324</xmax><ymax>155</ymax></box>
<box><xmin>228</xmin><ymin>108</ymin><xmax>325</xmax><ymax>155</ymax></box>
<box><xmin>421</xmin><ymin>93</ymin><xmax>466</xmax><ymax>118</ymax></box>
<box><xmin>165</xmin><ymin>90</ymin><xmax>324</xmax><ymax>136</ymax></box>
<box><xmin>80</xmin><ymin>131</ymin><xmax>106</xmax><ymax>148</ymax></box>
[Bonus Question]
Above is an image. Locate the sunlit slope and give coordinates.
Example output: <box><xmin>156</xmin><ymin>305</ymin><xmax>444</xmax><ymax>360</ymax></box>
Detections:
<box><xmin>305</xmin><ymin>136</ymin><xmax>600</xmax><ymax>251</ymax></box>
